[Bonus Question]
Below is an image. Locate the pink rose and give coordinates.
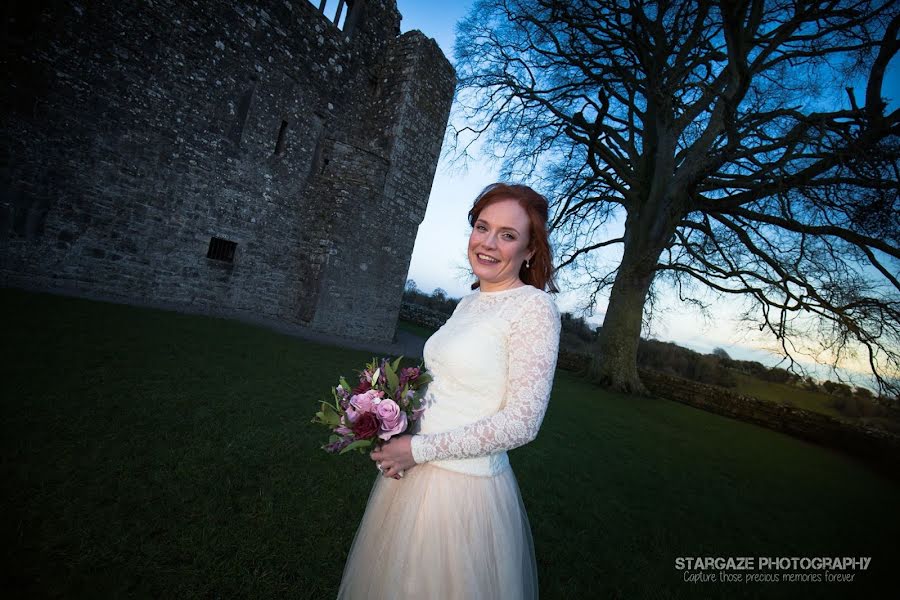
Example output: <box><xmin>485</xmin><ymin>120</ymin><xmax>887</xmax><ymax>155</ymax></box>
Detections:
<box><xmin>376</xmin><ymin>398</ymin><xmax>408</xmax><ymax>440</ymax></box>
<box><xmin>350</xmin><ymin>389</ymin><xmax>383</xmax><ymax>414</ymax></box>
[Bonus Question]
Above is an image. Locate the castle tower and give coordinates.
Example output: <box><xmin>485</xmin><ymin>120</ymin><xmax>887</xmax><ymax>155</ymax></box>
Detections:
<box><xmin>0</xmin><ymin>0</ymin><xmax>455</xmax><ymax>343</ymax></box>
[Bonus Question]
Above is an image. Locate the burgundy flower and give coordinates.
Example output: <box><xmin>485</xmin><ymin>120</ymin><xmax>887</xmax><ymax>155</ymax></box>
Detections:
<box><xmin>399</xmin><ymin>367</ymin><xmax>420</xmax><ymax>388</ymax></box>
<box><xmin>351</xmin><ymin>411</ymin><xmax>379</xmax><ymax>440</ymax></box>
<box><xmin>353</xmin><ymin>379</ymin><xmax>372</xmax><ymax>395</ymax></box>
<box><xmin>323</xmin><ymin>437</ymin><xmax>353</xmax><ymax>454</ymax></box>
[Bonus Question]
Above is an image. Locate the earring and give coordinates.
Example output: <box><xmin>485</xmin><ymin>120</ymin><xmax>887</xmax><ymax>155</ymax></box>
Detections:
<box><xmin>525</xmin><ymin>259</ymin><xmax>531</xmax><ymax>269</ymax></box>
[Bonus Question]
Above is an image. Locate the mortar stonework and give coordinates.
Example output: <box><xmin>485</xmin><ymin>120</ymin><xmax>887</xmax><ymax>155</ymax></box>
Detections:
<box><xmin>1</xmin><ymin>0</ymin><xmax>455</xmax><ymax>343</ymax></box>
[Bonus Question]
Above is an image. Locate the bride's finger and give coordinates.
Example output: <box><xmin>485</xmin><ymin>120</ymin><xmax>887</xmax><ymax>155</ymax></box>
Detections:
<box><xmin>383</xmin><ymin>463</ymin><xmax>405</xmax><ymax>479</ymax></box>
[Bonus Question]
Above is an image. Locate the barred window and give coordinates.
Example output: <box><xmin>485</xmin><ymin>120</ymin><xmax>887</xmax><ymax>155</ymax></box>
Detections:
<box><xmin>307</xmin><ymin>0</ymin><xmax>359</xmax><ymax>32</ymax></box>
<box><xmin>207</xmin><ymin>237</ymin><xmax>237</xmax><ymax>263</ymax></box>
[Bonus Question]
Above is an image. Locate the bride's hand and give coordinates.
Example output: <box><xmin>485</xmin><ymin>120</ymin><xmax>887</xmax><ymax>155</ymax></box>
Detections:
<box><xmin>370</xmin><ymin>434</ymin><xmax>417</xmax><ymax>479</ymax></box>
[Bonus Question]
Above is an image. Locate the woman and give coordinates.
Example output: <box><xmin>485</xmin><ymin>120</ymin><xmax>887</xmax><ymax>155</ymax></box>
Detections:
<box><xmin>337</xmin><ymin>183</ymin><xmax>561</xmax><ymax>599</ymax></box>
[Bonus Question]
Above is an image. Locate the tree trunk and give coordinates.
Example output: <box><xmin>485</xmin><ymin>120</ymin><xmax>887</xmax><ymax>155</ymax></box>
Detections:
<box><xmin>590</xmin><ymin>224</ymin><xmax>667</xmax><ymax>395</ymax></box>
<box><xmin>591</xmin><ymin>269</ymin><xmax>654</xmax><ymax>395</ymax></box>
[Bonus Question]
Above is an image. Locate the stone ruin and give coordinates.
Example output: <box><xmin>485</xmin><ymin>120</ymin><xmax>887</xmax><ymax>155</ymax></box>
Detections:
<box><xmin>0</xmin><ymin>0</ymin><xmax>455</xmax><ymax>343</ymax></box>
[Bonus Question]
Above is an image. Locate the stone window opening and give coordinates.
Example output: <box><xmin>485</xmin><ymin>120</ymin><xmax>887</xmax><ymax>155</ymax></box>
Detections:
<box><xmin>309</xmin><ymin>0</ymin><xmax>363</xmax><ymax>33</ymax></box>
<box><xmin>229</xmin><ymin>84</ymin><xmax>255</xmax><ymax>147</ymax></box>
<box><xmin>274</xmin><ymin>119</ymin><xmax>289</xmax><ymax>155</ymax></box>
<box><xmin>207</xmin><ymin>237</ymin><xmax>237</xmax><ymax>263</ymax></box>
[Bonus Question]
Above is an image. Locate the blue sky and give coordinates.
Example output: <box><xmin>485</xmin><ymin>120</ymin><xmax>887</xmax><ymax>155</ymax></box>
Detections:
<box><xmin>395</xmin><ymin>0</ymin><xmax>899</xmax><ymax>386</ymax></box>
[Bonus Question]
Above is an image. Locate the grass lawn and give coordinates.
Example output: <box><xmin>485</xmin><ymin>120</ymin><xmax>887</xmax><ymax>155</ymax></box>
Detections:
<box><xmin>395</xmin><ymin>319</ymin><xmax>437</xmax><ymax>340</ymax></box>
<box><xmin>730</xmin><ymin>371</ymin><xmax>845</xmax><ymax>417</ymax></box>
<box><xmin>2</xmin><ymin>287</ymin><xmax>898</xmax><ymax>598</ymax></box>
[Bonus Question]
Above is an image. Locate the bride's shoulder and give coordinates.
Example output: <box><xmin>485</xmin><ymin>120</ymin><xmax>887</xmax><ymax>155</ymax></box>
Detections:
<box><xmin>522</xmin><ymin>284</ymin><xmax>556</xmax><ymax>302</ymax></box>
<box><xmin>514</xmin><ymin>286</ymin><xmax>560</xmax><ymax>319</ymax></box>
<box><xmin>451</xmin><ymin>293</ymin><xmax>477</xmax><ymax>313</ymax></box>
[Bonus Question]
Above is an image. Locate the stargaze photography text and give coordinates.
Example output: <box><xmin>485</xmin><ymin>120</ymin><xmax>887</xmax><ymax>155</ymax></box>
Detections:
<box><xmin>676</xmin><ymin>556</ymin><xmax>871</xmax><ymax>584</ymax></box>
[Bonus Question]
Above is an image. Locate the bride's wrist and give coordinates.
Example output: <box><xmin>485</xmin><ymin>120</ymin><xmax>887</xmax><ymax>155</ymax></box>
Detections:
<box><xmin>409</xmin><ymin>435</ymin><xmax>425</xmax><ymax>465</ymax></box>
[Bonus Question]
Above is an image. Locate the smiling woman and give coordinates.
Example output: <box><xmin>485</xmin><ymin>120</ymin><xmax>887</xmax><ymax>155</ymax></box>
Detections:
<box><xmin>470</xmin><ymin>199</ymin><xmax>533</xmax><ymax>291</ymax></box>
<box><xmin>467</xmin><ymin>183</ymin><xmax>559</xmax><ymax>294</ymax></box>
<box><xmin>337</xmin><ymin>182</ymin><xmax>562</xmax><ymax>599</ymax></box>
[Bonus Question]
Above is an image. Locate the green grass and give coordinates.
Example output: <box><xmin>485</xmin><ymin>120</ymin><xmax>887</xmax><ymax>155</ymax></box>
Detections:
<box><xmin>2</xmin><ymin>287</ymin><xmax>898</xmax><ymax>598</ymax></box>
<box><xmin>730</xmin><ymin>371</ymin><xmax>900</xmax><ymax>434</ymax></box>
<box><xmin>396</xmin><ymin>319</ymin><xmax>437</xmax><ymax>340</ymax></box>
<box><xmin>730</xmin><ymin>371</ymin><xmax>845</xmax><ymax>416</ymax></box>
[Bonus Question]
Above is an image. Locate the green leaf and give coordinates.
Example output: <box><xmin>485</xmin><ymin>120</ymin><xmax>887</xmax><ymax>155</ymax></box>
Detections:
<box><xmin>391</xmin><ymin>356</ymin><xmax>404</xmax><ymax>373</ymax></box>
<box><xmin>315</xmin><ymin>402</ymin><xmax>342</xmax><ymax>427</ymax></box>
<box><xmin>415</xmin><ymin>373</ymin><xmax>433</xmax><ymax>387</ymax></box>
<box><xmin>331</xmin><ymin>387</ymin><xmax>344</xmax><ymax>409</ymax></box>
<box><xmin>339</xmin><ymin>439</ymin><xmax>373</xmax><ymax>455</ymax></box>
<box><xmin>372</xmin><ymin>367</ymin><xmax>381</xmax><ymax>388</ymax></box>
<box><xmin>339</xmin><ymin>376</ymin><xmax>353</xmax><ymax>395</ymax></box>
<box><xmin>384</xmin><ymin>361</ymin><xmax>399</xmax><ymax>394</ymax></box>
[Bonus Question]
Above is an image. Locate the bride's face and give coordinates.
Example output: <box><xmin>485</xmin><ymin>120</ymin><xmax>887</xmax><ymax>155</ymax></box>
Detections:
<box><xmin>468</xmin><ymin>199</ymin><xmax>534</xmax><ymax>291</ymax></box>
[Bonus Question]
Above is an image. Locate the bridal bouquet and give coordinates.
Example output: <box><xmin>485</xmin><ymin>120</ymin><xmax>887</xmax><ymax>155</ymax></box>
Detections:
<box><xmin>312</xmin><ymin>356</ymin><xmax>431</xmax><ymax>455</ymax></box>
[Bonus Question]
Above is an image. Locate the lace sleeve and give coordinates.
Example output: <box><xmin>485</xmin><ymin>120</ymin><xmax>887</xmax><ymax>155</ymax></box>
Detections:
<box><xmin>410</xmin><ymin>293</ymin><xmax>561</xmax><ymax>463</ymax></box>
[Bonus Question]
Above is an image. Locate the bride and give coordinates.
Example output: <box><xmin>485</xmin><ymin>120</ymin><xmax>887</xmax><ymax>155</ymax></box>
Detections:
<box><xmin>337</xmin><ymin>183</ymin><xmax>561</xmax><ymax>600</ymax></box>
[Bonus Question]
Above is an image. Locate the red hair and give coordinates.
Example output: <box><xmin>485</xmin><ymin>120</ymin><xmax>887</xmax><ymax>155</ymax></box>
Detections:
<box><xmin>468</xmin><ymin>183</ymin><xmax>559</xmax><ymax>293</ymax></box>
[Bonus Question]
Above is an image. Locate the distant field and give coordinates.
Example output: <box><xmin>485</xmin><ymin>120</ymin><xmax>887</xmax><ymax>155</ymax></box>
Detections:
<box><xmin>730</xmin><ymin>371</ymin><xmax>844</xmax><ymax>416</ymax></box>
<box><xmin>729</xmin><ymin>370</ymin><xmax>900</xmax><ymax>434</ymax></box>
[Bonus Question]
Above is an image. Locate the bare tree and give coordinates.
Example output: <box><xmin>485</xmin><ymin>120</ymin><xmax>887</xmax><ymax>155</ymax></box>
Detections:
<box><xmin>452</xmin><ymin>0</ymin><xmax>900</xmax><ymax>395</ymax></box>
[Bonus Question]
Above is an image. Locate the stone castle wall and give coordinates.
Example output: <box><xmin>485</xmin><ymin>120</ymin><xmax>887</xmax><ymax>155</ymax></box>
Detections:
<box><xmin>0</xmin><ymin>0</ymin><xmax>455</xmax><ymax>342</ymax></box>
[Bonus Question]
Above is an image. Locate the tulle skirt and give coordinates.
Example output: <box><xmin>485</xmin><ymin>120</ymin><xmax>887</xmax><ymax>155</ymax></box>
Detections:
<box><xmin>336</xmin><ymin>462</ymin><xmax>538</xmax><ymax>600</ymax></box>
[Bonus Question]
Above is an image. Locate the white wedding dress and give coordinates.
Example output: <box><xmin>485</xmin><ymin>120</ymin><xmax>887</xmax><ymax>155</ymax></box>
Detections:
<box><xmin>337</xmin><ymin>284</ymin><xmax>561</xmax><ymax>600</ymax></box>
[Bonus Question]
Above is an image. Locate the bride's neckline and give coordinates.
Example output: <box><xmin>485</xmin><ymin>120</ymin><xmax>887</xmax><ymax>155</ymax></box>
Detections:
<box><xmin>476</xmin><ymin>283</ymin><xmax>534</xmax><ymax>296</ymax></box>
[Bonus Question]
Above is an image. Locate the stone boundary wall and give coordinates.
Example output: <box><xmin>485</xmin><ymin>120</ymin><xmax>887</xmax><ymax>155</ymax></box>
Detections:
<box><xmin>398</xmin><ymin>301</ymin><xmax>449</xmax><ymax>330</ymax></box>
<box><xmin>553</xmin><ymin>350</ymin><xmax>900</xmax><ymax>479</ymax></box>
<box><xmin>640</xmin><ymin>369</ymin><xmax>900</xmax><ymax>480</ymax></box>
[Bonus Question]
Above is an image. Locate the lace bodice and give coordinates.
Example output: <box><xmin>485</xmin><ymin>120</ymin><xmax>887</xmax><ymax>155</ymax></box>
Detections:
<box><xmin>409</xmin><ymin>284</ymin><xmax>561</xmax><ymax>476</ymax></box>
